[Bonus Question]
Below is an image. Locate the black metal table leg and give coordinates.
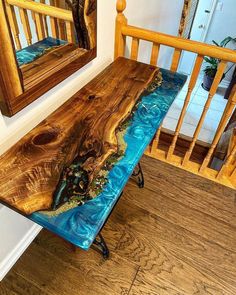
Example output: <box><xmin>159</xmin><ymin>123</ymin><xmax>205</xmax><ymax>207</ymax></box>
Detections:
<box><xmin>90</xmin><ymin>192</ymin><xmax>124</xmax><ymax>259</ymax></box>
<box><xmin>92</xmin><ymin>233</ymin><xmax>110</xmax><ymax>259</ymax></box>
<box><xmin>132</xmin><ymin>162</ymin><xmax>144</xmax><ymax>188</ymax></box>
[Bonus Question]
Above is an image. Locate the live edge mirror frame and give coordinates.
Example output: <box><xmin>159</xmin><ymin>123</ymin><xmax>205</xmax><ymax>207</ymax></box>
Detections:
<box><xmin>0</xmin><ymin>0</ymin><xmax>97</xmax><ymax>117</ymax></box>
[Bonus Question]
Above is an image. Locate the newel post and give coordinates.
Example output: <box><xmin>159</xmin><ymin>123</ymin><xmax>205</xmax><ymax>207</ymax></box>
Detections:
<box><xmin>114</xmin><ymin>0</ymin><xmax>127</xmax><ymax>59</ymax></box>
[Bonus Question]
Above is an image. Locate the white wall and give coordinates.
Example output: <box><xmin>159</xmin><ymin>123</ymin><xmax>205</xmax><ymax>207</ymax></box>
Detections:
<box><xmin>205</xmin><ymin>0</ymin><xmax>236</xmax><ymax>45</ymax></box>
<box><xmin>0</xmin><ymin>0</ymin><xmax>183</xmax><ymax>280</ymax></box>
<box><xmin>125</xmin><ymin>0</ymin><xmax>184</xmax><ymax>67</ymax></box>
<box><xmin>205</xmin><ymin>0</ymin><xmax>236</xmax><ymax>81</ymax></box>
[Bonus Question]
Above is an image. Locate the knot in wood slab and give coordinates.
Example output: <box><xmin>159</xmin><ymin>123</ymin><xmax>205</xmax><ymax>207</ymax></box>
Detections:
<box><xmin>33</xmin><ymin>131</ymin><xmax>59</xmax><ymax>146</ymax></box>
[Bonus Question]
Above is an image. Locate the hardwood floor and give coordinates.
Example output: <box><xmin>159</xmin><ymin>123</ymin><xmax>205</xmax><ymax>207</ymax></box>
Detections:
<box><xmin>0</xmin><ymin>155</ymin><xmax>236</xmax><ymax>295</ymax></box>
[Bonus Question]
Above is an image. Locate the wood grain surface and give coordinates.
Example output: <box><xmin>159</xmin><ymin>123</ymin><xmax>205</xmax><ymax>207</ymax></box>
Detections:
<box><xmin>1</xmin><ymin>155</ymin><xmax>236</xmax><ymax>294</ymax></box>
<box><xmin>0</xmin><ymin>57</ymin><xmax>158</xmax><ymax>214</ymax></box>
<box><xmin>70</xmin><ymin>0</ymin><xmax>96</xmax><ymax>49</ymax></box>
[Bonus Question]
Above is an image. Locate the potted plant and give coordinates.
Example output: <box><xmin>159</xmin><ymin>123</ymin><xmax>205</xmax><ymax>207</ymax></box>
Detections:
<box><xmin>202</xmin><ymin>37</ymin><xmax>236</xmax><ymax>91</ymax></box>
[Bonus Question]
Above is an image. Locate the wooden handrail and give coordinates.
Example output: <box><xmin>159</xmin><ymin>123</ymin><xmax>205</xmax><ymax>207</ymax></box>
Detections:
<box><xmin>121</xmin><ymin>25</ymin><xmax>236</xmax><ymax>63</ymax></box>
<box><xmin>7</xmin><ymin>0</ymin><xmax>73</xmax><ymax>22</ymax></box>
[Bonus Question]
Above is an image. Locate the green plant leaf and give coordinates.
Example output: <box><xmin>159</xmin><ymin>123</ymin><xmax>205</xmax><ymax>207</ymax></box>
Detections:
<box><xmin>204</xmin><ymin>36</ymin><xmax>236</xmax><ymax>77</ymax></box>
<box><xmin>204</xmin><ymin>56</ymin><xmax>218</xmax><ymax>66</ymax></box>
<box><xmin>212</xmin><ymin>40</ymin><xmax>220</xmax><ymax>47</ymax></box>
<box><xmin>213</xmin><ymin>36</ymin><xmax>236</xmax><ymax>48</ymax></box>
<box><xmin>221</xmin><ymin>36</ymin><xmax>236</xmax><ymax>47</ymax></box>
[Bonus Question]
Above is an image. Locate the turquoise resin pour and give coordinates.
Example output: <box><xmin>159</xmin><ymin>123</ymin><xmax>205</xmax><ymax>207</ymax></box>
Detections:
<box><xmin>16</xmin><ymin>37</ymin><xmax>67</xmax><ymax>66</ymax></box>
<box><xmin>30</xmin><ymin>68</ymin><xmax>187</xmax><ymax>250</ymax></box>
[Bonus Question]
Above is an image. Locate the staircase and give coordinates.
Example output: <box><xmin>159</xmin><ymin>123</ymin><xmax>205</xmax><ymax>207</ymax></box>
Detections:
<box><xmin>115</xmin><ymin>0</ymin><xmax>236</xmax><ymax>189</ymax></box>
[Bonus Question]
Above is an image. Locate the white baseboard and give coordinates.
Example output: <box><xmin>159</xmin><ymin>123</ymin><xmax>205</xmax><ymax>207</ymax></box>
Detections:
<box><xmin>0</xmin><ymin>224</ymin><xmax>41</xmax><ymax>281</ymax></box>
<box><xmin>0</xmin><ymin>207</ymin><xmax>42</xmax><ymax>281</ymax></box>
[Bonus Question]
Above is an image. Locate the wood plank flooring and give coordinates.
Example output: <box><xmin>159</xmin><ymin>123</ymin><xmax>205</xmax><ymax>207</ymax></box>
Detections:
<box><xmin>0</xmin><ymin>155</ymin><xmax>236</xmax><ymax>295</ymax></box>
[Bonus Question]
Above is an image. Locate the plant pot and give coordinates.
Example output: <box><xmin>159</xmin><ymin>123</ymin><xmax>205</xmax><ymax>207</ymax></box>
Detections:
<box><xmin>202</xmin><ymin>73</ymin><xmax>215</xmax><ymax>91</ymax></box>
<box><xmin>202</xmin><ymin>73</ymin><xmax>226</xmax><ymax>91</ymax></box>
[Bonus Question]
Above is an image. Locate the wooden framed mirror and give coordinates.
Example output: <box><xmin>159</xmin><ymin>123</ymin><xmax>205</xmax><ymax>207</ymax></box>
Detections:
<box><xmin>0</xmin><ymin>0</ymin><xmax>97</xmax><ymax>117</ymax></box>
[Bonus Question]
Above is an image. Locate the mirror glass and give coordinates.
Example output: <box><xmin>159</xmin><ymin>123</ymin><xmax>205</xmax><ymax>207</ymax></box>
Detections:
<box><xmin>5</xmin><ymin>0</ymin><xmax>96</xmax><ymax>90</ymax></box>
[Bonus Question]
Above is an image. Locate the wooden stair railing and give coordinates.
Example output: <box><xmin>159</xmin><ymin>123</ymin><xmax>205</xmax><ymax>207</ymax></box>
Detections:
<box><xmin>114</xmin><ymin>0</ymin><xmax>236</xmax><ymax>189</ymax></box>
<box><xmin>218</xmin><ymin>128</ymin><xmax>236</xmax><ymax>185</ymax></box>
<box><xmin>5</xmin><ymin>0</ymin><xmax>74</xmax><ymax>49</ymax></box>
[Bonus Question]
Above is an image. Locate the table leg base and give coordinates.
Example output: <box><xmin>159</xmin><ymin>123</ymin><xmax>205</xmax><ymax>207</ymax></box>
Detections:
<box><xmin>65</xmin><ymin>164</ymin><xmax>143</xmax><ymax>260</ymax></box>
<box><xmin>92</xmin><ymin>233</ymin><xmax>110</xmax><ymax>259</ymax></box>
<box><xmin>132</xmin><ymin>162</ymin><xmax>144</xmax><ymax>188</ymax></box>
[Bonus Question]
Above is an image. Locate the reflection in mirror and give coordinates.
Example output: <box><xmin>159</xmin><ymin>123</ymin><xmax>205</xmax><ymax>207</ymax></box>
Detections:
<box><xmin>4</xmin><ymin>0</ymin><xmax>96</xmax><ymax>90</ymax></box>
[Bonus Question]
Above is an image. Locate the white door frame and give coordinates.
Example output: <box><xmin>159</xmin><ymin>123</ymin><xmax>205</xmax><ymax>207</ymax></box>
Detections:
<box><xmin>178</xmin><ymin>0</ymin><xmax>218</xmax><ymax>74</ymax></box>
<box><xmin>201</xmin><ymin>0</ymin><xmax>218</xmax><ymax>42</ymax></box>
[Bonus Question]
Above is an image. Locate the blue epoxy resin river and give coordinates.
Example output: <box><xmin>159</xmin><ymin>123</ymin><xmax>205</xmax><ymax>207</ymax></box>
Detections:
<box><xmin>16</xmin><ymin>37</ymin><xmax>67</xmax><ymax>66</ymax></box>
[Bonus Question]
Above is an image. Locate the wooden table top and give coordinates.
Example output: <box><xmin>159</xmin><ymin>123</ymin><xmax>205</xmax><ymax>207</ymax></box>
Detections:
<box><xmin>0</xmin><ymin>57</ymin><xmax>187</xmax><ymax>249</ymax></box>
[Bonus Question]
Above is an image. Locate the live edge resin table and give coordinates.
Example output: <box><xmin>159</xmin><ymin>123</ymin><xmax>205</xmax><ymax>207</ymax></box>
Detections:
<box><xmin>0</xmin><ymin>58</ymin><xmax>186</xmax><ymax>258</ymax></box>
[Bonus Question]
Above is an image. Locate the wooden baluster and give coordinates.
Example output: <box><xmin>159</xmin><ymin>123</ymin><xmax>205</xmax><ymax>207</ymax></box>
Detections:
<box><xmin>217</xmin><ymin>143</ymin><xmax>236</xmax><ymax>180</ymax></box>
<box><xmin>55</xmin><ymin>0</ymin><xmax>66</xmax><ymax>40</ymax></box>
<box><xmin>114</xmin><ymin>0</ymin><xmax>127</xmax><ymax>59</ymax></box>
<box><xmin>58</xmin><ymin>20</ymin><xmax>66</xmax><ymax>40</ymax></box>
<box><xmin>228</xmin><ymin>128</ymin><xmax>236</xmax><ymax>158</ymax></box>
<box><xmin>50</xmin><ymin>17</ymin><xmax>58</xmax><ymax>38</ymax></box>
<box><xmin>31</xmin><ymin>10</ymin><xmax>39</xmax><ymax>40</ymax></box>
<box><xmin>150</xmin><ymin>43</ymin><xmax>160</xmax><ymax>66</ymax></box>
<box><xmin>65</xmin><ymin>21</ymin><xmax>75</xmax><ymax>43</ymax></box>
<box><xmin>229</xmin><ymin>166</ymin><xmax>236</xmax><ymax>183</ymax></box>
<box><xmin>171</xmin><ymin>48</ymin><xmax>182</xmax><ymax>72</ymax></box>
<box><xmin>40</xmin><ymin>0</ymin><xmax>49</xmax><ymax>37</ymax></box>
<box><xmin>130</xmin><ymin>37</ymin><xmax>139</xmax><ymax>60</ymax></box>
<box><xmin>5</xmin><ymin>4</ymin><xmax>21</xmax><ymax>50</ymax></box>
<box><xmin>49</xmin><ymin>0</ymin><xmax>58</xmax><ymax>38</ymax></box>
<box><xmin>35</xmin><ymin>12</ymin><xmax>45</xmax><ymax>40</ymax></box>
<box><xmin>167</xmin><ymin>55</ymin><xmax>204</xmax><ymax>160</ymax></box>
<box><xmin>151</xmin><ymin>127</ymin><xmax>161</xmax><ymax>155</ymax></box>
<box><xmin>182</xmin><ymin>61</ymin><xmax>227</xmax><ymax>166</ymax></box>
<box><xmin>19</xmin><ymin>8</ymin><xmax>32</xmax><ymax>45</ymax></box>
<box><xmin>199</xmin><ymin>86</ymin><xmax>236</xmax><ymax>173</ymax></box>
<box><xmin>29</xmin><ymin>10</ymin><xmax>39</xmax><ymax>40</ymax></box>
<box><xmin>44</xmin><ymin>16</ymin><xmax>49</xmax><ymax>37</ymax></box>
<box><xmin>28</xmin><ymin>0</ymin><xmax>45</xmax><ymax>41</ymax></box>
<box><xmin>224</xmin><ymin>127</ymin><xmax>236</xmax><ymax>178</ymax></box>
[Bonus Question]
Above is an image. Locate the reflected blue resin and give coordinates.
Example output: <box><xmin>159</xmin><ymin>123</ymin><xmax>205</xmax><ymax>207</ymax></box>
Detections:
<box><xmin>16</xmin><ymin>37</ymin><xmax>67</xmax><ymax>66</ymax></box>
<box><xmin>30</xmin><ymin>69</ymin><xmax>187</xmax><ymax>250</ymax></box>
